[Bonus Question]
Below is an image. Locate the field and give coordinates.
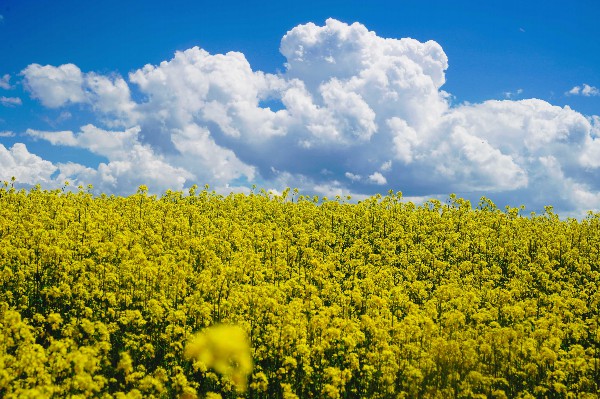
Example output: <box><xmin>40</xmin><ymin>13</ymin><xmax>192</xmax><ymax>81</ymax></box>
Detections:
<box><xmin>1</xmin><ymin>184</ymin><xmax>599</xmax><ymax>398</ymax></box>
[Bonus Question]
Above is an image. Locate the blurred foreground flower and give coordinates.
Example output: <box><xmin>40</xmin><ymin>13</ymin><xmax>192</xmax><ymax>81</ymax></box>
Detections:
<box><xmin>184</xmin><ymin>324</ymin><xmax>253</xmax><ymax>393</ymax></box>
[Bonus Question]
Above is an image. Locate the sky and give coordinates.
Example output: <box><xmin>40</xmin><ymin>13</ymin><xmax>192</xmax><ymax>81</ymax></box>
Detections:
<box><xmin>1</xmin><ymin>0</ymin><xmax>600</xmax><ymax>217</ymax></box>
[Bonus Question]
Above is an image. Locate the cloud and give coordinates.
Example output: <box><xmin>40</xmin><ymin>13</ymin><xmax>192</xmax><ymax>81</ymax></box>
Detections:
<box><xmin>345</xmin><ymin>172</ymin><xmax>361</xmax><ymax>181</ymax></box>
<box><xmin>0</xmin><ymin>96</ymin><xmax>22</xmax><ymax>106</ymax></box>
<box><xmin>368</xmin><ymin>172</ymin><xmax>387</xmax><ymax>185</ymax></box>
<box><xmin>13</xmin><ymin>18</ymin><xmax>600</xmax><ymax>216</ymax></box>
<box><xmin>580</xmin><ymin>117</ymin><xmax>600</xmax><ymax>169</ymax></box>
<box><xmin>22</xmin><ymin>64</ymin><xmax>86</xmax><ymax>107</ymax></box>
<box><xmin>503</xmin><ymin>88</ymin><xmax>523</xmax><ymax>99</ymax></box>
<box><xmin>0</xmin><ymin>74</ymin><xmax>11</xmax><ymax>90</ymax></box>
<box><xmin>0</xmin><ymin>143</ymin><xmax>58</xmax><ymax>185</ymax></box>
<box><xmin>27</xmin><ymin>125</ymin><xmax>192</xmax><ymax>193</ymax></box>
<box><xmin>0</xmin><ymin>131</ymin><xmax>15</xmax><ymax>138</ymax></box>
<box><xmin>280</xmin><ymin>18</ymin><xmax>448</xmax><ymax>131</ymax></box>
<box><xmin>84</xmin><ymin>73</ymin><xmax>139</xmax><ymax>126</ymax></box>
<box><xmin>567</xmin><ymin>84</ymin><xmax>600</xmax><ymax>97</ymax></box>
<box><xmin>21</xmin><ymin>64</ymin><xmax>137</xmax><ymax>125</ymax></box>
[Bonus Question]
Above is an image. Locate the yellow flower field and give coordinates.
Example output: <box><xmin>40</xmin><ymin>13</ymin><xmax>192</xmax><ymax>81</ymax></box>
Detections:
<box><xmin>0</xmin><ymin>184</ymin><xmax>599</xmax><ymax>398</ymax></box>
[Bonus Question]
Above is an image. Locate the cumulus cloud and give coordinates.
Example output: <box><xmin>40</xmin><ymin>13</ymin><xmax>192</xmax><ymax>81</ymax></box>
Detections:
<box><xmin>567</xmin><ymin>84</ymin><xmax>600</xmax><ymax>97</ymax></box>
<box><xmin>0</xmin><ymin>96</ymin><xmax>22</xmax><ymax>106</ymax></box>
<box><xmin>281</xmin><ymin>18</ymin><xmax>448</xmax><ymax>131</ymax></box>
<box><xmin>580</xmin><ymin>117</ymin><xmax>600</xmax><ymax>169</ymax></box>
<box><xmin>368</xmin><ymin>172</ymin><xmax>387</xmax><ymax>185</ymax></box>
<box><xmin>22</xmin><ymin>64</ymin><xmax>137</xmax><ymax>126</ymax></box>
<box><xmin>84</xmin><ymin>73</ymin><xmax>139</xmax><ymax>126</ymax></box>
<box><xmin>12</xmin><ymin>18</ymin><xmax>600</xmax><ymax>216</ymax></box>
<box><xmin>27</xmin><ymin>125</ymin><xmax>192</xmax><ymax>193</ymax></box>
<box><xmin>0</xmin><ymin>143</ymin><xmax>58</xmax><ymax>184</ymax></box>
<box><xmin>22</xmin><ymin>64</ymin><xmax>86</xmax><ymax>107</ymax></box>
<box><xmin>0</xmin><ymin>74</ymin><xmax>11</xmax><ymax>90</ymax></box>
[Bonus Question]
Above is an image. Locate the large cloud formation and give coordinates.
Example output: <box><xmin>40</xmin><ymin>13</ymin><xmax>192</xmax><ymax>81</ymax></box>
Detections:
<box><xmin>5</xmin><ymin>18</ymin><xmax>600</xmax><ymax>216</ymax></box>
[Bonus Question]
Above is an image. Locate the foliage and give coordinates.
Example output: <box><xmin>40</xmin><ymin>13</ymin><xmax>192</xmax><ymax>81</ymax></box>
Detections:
<box><xmin>0</xmin><ymin>183</ymin><xmax>599</xmax><ymax>398</ymax></box>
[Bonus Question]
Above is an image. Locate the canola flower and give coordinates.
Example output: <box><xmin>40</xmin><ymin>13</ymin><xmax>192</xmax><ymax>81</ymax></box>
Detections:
<box><xmin>0</xmin><ymin>183</ymin><xmax>599</xmax><ymax>398</ymax></box>
<box><xmin>185</xmin><ymin>324</ymin><xmax>253</xmax><ymax>393</ymax></box>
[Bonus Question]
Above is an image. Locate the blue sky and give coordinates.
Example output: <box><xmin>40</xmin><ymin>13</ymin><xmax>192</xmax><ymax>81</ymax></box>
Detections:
<box><xmin>1</xmin><ymin>0</ymin><xmax>600</xmax><ymax>216</ymax></box>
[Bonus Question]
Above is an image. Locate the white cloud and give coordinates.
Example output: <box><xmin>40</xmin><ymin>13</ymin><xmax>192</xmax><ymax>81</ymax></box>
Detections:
<box><xmin>28</xmin><ymin>124</ymin><xmax>144</xmax><ymax>158</ymax></box>
<box><xmin>84</xmin><ymin>73</ymin><xmax>139</xmax><ymax>126</ymax></box>
<box><xmin>380</xmin><ymin>160</ymin><xmax>392</xmax><ymax>171</ymax></box>
<box><xmin>22</xmin><ymin>64</ymin><xmax>86</xmax><ymax>107</ymax></box>
<box><xmin>319</xmin><ymin>78</ymin><xmax>377</xmax><ymax>142</ymax></box>
<box><xmin>580</xmin><ymin>134</ymin><xmax>600</xmax><ymax>169</ymax></box>
<box><xmin>27</xmin><ymin>129</ymin><xmax>77</xmax><ymax>146</ymax></box>
<box><xmin>27</xmin><ymin>125</ymin><xmax>192</xmax><ymax>193</ymax></box>
<box><xmin>12</xmin><ymin>19</ymin><xmax>600</xmax><ymax>216</ymax></box>
<box><xmin>388</xmin><ymin>117</ymin><xmax>420</xmax><ymax>164</ymax></box>
<box><xmin>582</xmin><ymin>84</ymin><xmax>599</xmax><ymax>96</ymax></box>
<box><xmin>169</xmin><ymin>123</ymin><xmax>256</xmax><ymax>182</ymax></box>
<box><xmin>345</xmin><ymin>172</ymin><xmax>361</xmax><ymax>181</ymax></box>
<box><xmin>0</xmin><ymin>143</ymin><xmax>58</xmax><ymax>185</ymax></box>
<box><xmin>0</xmin><ymin>96</ymin><xmax>22</xmax><ymax>106</ymax></box>
<box><xmin>368</xmin><ymin>172</ymin><xmax>387</xmax><ymax>185</ymax></box>
<box><xmin>129</xmin><ymin>48</ymin><xmax>287</xmax><ymax>136</ymax></box>
<box><xmin>535</xmin><ymin>155</ymin><xmax>600</xmax><ymax>216</ymax></box>
<box><xmin>567</xmin><ymin>84</ymin><xmax>600</xmax><ymax>97</ymax></box>
<box><xmin>0</xmin><ymin>131</ymin><xmax>15</xmax><ymax>137</ymax></box>
<box><xmin>429</xmin><ymin>123</ymin><xmax>528</xmax><ymax>192</ymax></box>
<box><xmin>0</xmin><ymin>74</ymin><xmax>11</xmax><ymax>90</ymax></box>
<box><xmin>21</xmin><ymin>64</ymin><xmax>137</xmax><ymax>126</ymax></box>
<box><xmin>281</xmin><ymin>18</ymin><xmax>449</xmax><ymax>132</ymax></box>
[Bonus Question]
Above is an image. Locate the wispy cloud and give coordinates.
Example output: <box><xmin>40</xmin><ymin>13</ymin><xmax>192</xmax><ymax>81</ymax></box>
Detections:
<box><xmin>0</xmin><ymin>131</ymin><xmax>15</xmax><ymax>138</ymax></box>
<box><xmin>0</xmin><ymin>96</ymin><xmax>22</xmax><ymax>107</ymax></box>
<box><xmin>503</xmin><ymin>88</ymin><xmax>523</xmax><ymax>99</ymax></box>
<box><xmin>566</xmin><ymin>84</ymin><xmax>599</xmax><ymax>97</ymax></box>
<box><xmin>0</xmin><ymin>74</ymin><xmax>12</xmax><ymax>90</ymax></box>
<box><xmin>41</xmin><ymin>111</ymin><xmax>73</xmax><ymax>129</ymax></box>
